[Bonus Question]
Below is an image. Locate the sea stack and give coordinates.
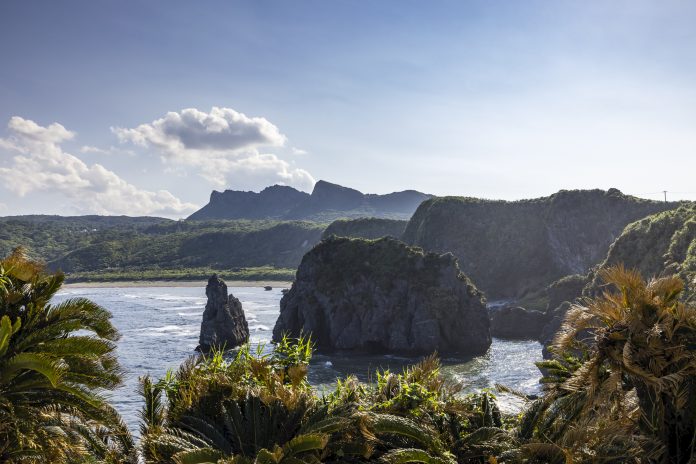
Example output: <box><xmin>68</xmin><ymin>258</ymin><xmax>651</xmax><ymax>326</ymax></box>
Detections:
<box><xmin>198</xmin><ymin>274</ymin><xmax>249</xmax><ymax>352</ymax></box>
<box><xmin>272</xmin><ymin>236</ymin><xmax>491</xmax><ymax>355</ymax></box>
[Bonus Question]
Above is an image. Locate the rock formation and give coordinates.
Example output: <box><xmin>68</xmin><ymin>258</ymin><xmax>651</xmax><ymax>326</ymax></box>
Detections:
<box><xmin>198</xmin><ymin>275</ymin><xmax>249</xmax><ymax>352</ymax></box>
<box><xmin>272</xmin><ymin>236</ymin><xmax>491</xmax><ymax>355</ymax></box>
<box><xmin>585</xmin><ymin>204</ymin><xmax>696</xmax><ymax>297</ymax></box>
<box><xmin>490</xmin><ymin>306</ymin><xmax>546</xmax><ymax>339</ymax></box>
<box><xmin>188</xmin><ymin>180</ymin><xmax>432</xmax><ymax>221</ymax></box>
<box><xmin>537</xmin><ymin>274</ymin><xmax>587</xmax><ymax>346</ymax></box>
<box><xmin>403</xmin><ymin>189</ymin><xmax>678</xmax><ymax>299</ymax></box>
<box><xmin>539</xmin><ymin>205</ymin><xmax>695</xmax><ymax>359</ymax></box>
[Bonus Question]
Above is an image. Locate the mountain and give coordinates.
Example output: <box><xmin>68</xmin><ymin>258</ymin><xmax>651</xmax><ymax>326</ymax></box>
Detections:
<box><xmin>403</xmin><ymin>188</ymin><xmax>680</xmax><ymax>299</ymax></box>
<box><xmin>187</xmin><ymin>180</ymin><xmax>432</xmax><ymax>221</ymax></box>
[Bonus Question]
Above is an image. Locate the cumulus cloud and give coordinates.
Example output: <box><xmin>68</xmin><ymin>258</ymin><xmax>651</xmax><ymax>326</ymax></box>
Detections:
<box><xmin>0</xmin><ymin>116</ymin><xmax>197</xmax><ymax>216</ymax></box>
<box><xmin>113</xmin><ymin>107</ymin><xmax>315</xmax><ymax>191</ymax></box>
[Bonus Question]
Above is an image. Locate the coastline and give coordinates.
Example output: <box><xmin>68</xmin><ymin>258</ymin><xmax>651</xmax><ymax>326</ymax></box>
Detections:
<box><xmin>63</xmin><ymin>280</ymin><xmax>293</xmax><ymax>289</ymax></box>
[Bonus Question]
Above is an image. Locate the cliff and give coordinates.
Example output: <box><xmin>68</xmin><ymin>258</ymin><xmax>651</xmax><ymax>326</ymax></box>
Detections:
<box><xmin>586</xmin><ymin>204</ymin><xmax>696</xmax><ymax>296</ymax></box>
<box><xmin>538</xmin><ymin>205</ymin><xmax>694</xmax><ymax>357</ymax></box>
<box><xmin>188</xmin><ymin>185</ymin><xmax>309</xmax><ymax>220</ymax></box>
<box><xmin>272</xmin><ymin>236</ymin><xmax>491</xmax><ymax>355</ymax></box>
<box><xmin>403</xmin><ymin>189</ymin><xmax>677</xmax><ymax>299</ymax></box>
<box><xmin>188</xmin><ymin>180</ymin><xmax>432</xmax><ymax>221</ymax></box>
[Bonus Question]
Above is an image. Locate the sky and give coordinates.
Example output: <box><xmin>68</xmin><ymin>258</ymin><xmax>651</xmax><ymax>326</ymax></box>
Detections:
<box><xmin>1</xmin><ymin>0</ymin><xmax>695</xmax><ymax>217</ymax></box>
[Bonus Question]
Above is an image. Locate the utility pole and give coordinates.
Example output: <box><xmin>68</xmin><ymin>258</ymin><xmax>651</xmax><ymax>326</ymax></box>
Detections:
<box><xmin>663</xmin><ymin>190</ymin><xmax>668</xmax><ymax>202</ymax></box>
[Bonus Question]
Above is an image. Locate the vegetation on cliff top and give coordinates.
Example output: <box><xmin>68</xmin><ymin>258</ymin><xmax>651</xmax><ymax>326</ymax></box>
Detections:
<box><xmin>403</xmin><ymin>188</ymin><xmax>680</xmax><ymax>299</ymax></box>
<box><xmin>302</xmin><ymin>236</ymin><xmax>476</xmax><ymax>292</ymax></box>
<box><xmin>588</xmin><ymin>204</ymin><xmax>696</xmax><ymax>296</ymax></box>
<box><xmin>321</xmin><ymin>218</ymin><xmax>407</xmax><ymax>240</ymax></box>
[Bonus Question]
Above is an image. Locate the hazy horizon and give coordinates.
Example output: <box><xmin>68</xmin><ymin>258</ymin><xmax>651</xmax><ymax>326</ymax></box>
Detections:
<box><xmin>2</xmin><ymin>1</ymin><xmax>696</xmax><ymax>217</ymax></box>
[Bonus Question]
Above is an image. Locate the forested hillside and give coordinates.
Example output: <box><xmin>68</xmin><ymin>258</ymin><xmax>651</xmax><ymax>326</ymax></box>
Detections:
<box><xmin>0</xmin><ymin>216</ymin><xmax>325</xmax><ymax>281</ymax></box>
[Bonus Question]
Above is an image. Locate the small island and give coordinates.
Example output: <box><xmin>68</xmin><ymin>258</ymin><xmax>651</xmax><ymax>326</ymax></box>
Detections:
<box><xmin>273</xmin><ymin>236</ymin><xmax>491</xmax><ymax>355</ymax></box>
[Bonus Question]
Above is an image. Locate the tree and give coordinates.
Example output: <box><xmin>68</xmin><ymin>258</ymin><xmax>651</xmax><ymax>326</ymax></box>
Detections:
<box><xmin>529</xmin><ymin>266</ymin><xmax>696</xmax><ymax>463</ymax></box>
<box><xmin>0</xmin><ymin>248</ymin><xmax>134</xmax><ymax>463</ymax></box>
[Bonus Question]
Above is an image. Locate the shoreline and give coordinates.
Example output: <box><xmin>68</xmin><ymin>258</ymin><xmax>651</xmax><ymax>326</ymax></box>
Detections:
<box><xmin>63</xmin><ymin>280</ymin><xmax>293</xmax><ymax>288</ymax></box>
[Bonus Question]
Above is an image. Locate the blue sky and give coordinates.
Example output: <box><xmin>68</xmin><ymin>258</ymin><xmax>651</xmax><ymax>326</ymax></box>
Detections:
<box><xmin>1</xmin><ymin>1</ymin><xmax>695</xmax><ymax>216</ymax></box>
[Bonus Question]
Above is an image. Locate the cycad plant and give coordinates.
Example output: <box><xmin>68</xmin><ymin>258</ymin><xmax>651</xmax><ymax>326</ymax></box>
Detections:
<box><xmin>139</xmin><ymin>338</ymin><xmax>459</xmax><ymax>464</ymax></box>
<box><xmin>0</xmin><ymin>248</ymin><xmax>134</xmax><ymax>463</ymax></box>
<box><xmin>524</xmin><ymin>266</ymin><xmax>696</xmax><ymax>463</ymax></box>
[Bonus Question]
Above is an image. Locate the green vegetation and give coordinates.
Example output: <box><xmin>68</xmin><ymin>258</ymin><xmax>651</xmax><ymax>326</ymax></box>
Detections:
<box><xmin>321</xmin><ymin>217</ymin><xmax>408</xmax><ymax>240</ymax></box>
<box><xmin>140</xmin><ymin>265</ymin><xmax>696</xmax><ymax>463</ymax></box>
<box><xmin>0</xmin><ymin>215</ymin><xmax>170</xmax><ymax>263</ymax></box>
<box><xmin>533</xmin><ymin>266</ymin><xmax>696</xmax><ymax>462</ymax></box>
<box><xmin>4</xmin><ymin>243</ymin><xmax>696</xmax><ymax>462</ymax></box>
<box><xmin>309</xmin><ymin>236</ymin><xmax>469</xmax><ymax>292</ymax></box>
<box><xmin>139</xmin><ymin>338</ymin><xmax>521</xmax><ymax>464</ymax></box>
<box><xmin>0</xmin><ymin>216</ymin><xmax>325</xmax><ymax>281</ymax></box>
<box><xmin>590</xmin><ymin>204</ymin><xmax>696</xmax><ymax>296</ymax></box>
<box><xmin>0</xmin><ymin>248</ymin><xmax>134</xmax><ymax>463</ymax></box>
<box><xmin>65</xmin><ymin>266</ymin><xmax>296</xmax><ymax>283</ymax></box>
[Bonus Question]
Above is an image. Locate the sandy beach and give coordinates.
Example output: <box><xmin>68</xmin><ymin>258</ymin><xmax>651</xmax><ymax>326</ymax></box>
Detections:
<box><xmin>63</xmin><ymin>280</ymin><xmax>293</xmax><ymax>289</ymax></box>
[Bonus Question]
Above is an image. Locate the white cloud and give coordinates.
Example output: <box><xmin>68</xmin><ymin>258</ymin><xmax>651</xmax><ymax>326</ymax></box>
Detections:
<box><xmin>0</xmin><ymin>116</ymin><xmax>197</xmax><ymax>216</ymax></box>
<box><xmin>113</xmin><ymin>106</ymin><xmax>315</xmax><ymax>191</ymax></box>
<box><xmin>80</xmin><ymin>145</ymin><xmax>135</xmax><ymax>156</ymax></box>
<box><xmin>291</xmin><ymin>147</ymin><xmax>308</xmax><ymax>155</ymax></box>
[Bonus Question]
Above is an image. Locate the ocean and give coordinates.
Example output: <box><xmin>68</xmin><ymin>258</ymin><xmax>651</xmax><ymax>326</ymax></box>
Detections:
<box><xmin>54</xmin><ymin>285</ymin><xmax>543</xmax><ymax>434</ymax></box>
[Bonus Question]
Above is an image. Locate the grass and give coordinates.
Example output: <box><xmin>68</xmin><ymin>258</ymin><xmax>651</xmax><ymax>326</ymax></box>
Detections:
<box><xmin>64</xmin><ymin>266</ymin><xmax>296</xmax><ymax>283</ymax></box>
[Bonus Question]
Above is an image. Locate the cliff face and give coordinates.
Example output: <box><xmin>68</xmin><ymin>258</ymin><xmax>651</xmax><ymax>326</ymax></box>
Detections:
<box><xmin>536</xmin><ymin>205</ymin><xmax>694</xmax><ymax>358</ymax></box>
<box><xmin>272</xmin><ymin>237</ymin><xmax>491</xmax><ymax>355</ymax></box>
<box><xmin>188</xmin><ymin>180</ymin><xmax>432</xmax><ymax>222</ymax></box>
<box><xmin>322</xmin><ymin>218</ymin><xmax>408</xmax><ymax>240</ymax></box>
<box><xmin>188</xmin><ymin>185</ymin><xmax>309</xmax><ymax>221</ymax></box>
<box><xmin>586</xmin><ymin>204</ymin><xmax>696</xmax><ymax>296</ymax></box>
<box><xmin>403</xmin><ymin>189</ymin><xmax>676</xmax><ymax>299</ymax></box>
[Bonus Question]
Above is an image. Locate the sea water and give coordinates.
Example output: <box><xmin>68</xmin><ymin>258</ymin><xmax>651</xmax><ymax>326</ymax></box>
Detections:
<box><xmin>53</xmin><ymin>286</ymin><xmax>542</xmax><ymax>434</ymax></box>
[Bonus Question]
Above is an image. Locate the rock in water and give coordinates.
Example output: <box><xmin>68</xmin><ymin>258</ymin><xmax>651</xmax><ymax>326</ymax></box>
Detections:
<box><xmin>198</xmin><ymin>275</ymin><xmax>249</xmax><ymax>352</ymax></box>
<box><xmin>490</xmin><ymin>306</ymin><xmax>546</xmax><ymax>339</ymax></box>
<box><xmin>272</xmin><ymin>237</ymin><xmax>491</xmax><ymax>355</ymax></box>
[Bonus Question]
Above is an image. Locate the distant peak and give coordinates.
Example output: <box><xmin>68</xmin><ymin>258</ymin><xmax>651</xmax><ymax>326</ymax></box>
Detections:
<box><xmin>311</xmin><ymin>180</ymin><xmax>363</xmax><ymax>196</ymax></box>
<box><xmin>260</xmin><ymin>184</ymin><xmax>301</xmax><ymax>193</ymax></box>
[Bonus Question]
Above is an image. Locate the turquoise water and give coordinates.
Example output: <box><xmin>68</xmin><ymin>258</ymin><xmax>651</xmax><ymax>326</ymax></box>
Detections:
<box><xmin>54</xmin><ymin>286</ymin><xmax>542</xmax><ymax>433</ymax></box>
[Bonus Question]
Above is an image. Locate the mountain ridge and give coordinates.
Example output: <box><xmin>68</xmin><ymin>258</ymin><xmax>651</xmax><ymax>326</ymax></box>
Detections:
<box><xmin>187</xmin><ymin>180</ymin><xmax>432</xmax><ymax>221</ymax></box>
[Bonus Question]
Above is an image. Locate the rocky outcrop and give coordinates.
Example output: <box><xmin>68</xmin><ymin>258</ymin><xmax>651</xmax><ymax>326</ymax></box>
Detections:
<box><xmin>188</xmin><ymin>180</ymin><xmax>432</xmax><ymax>222</ymax></box>
<box><xmin>322</xmin><ymin>218</ymin><xmax>408</xmax><ymax>240</ymax></box>
<box><xmin>490</xmin><ymin>306</ymin><xmax>546</xmax><ymax>339</ymax></box>
<box><xmin>272</xmin><ymin>237</ymin><xmax>491</xmax><ymax>355</ymax></box>
<box><xmin>403</xmin><ymin>189</ymin><xmax>678</xmax><ymax>299</ymax></box>
<box><xmin>188</xmin><ymin>185</ymin><xmax>309</xmax><ymax>221</ymax></box>
<box><xmin>585</xmin><ymin>204</ymin><xmax>696</xmax><ymax>297</ymax></box>
<box><xmin>537</xmin><ymin>274</ymin><xmax>588</xmax><ymax>349</ymax></box>
<box><xmin>198</xmin><ymin>275</ymin><xmax>249</xmax><ymax>352</ymax></box>
<box><xmin>539</xmin><ymin>205</ymin><xmax>695</xmax><ymax>359</ymax></box>
<box><xmin>546</xmin><ymin>274</ymin><xmax>586</xmax><ymax>312</ymax></box>
<box><xmin>489</xmin><ymin>274</ymin><xmax>587</xmax><ymax>341</ymax></box>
